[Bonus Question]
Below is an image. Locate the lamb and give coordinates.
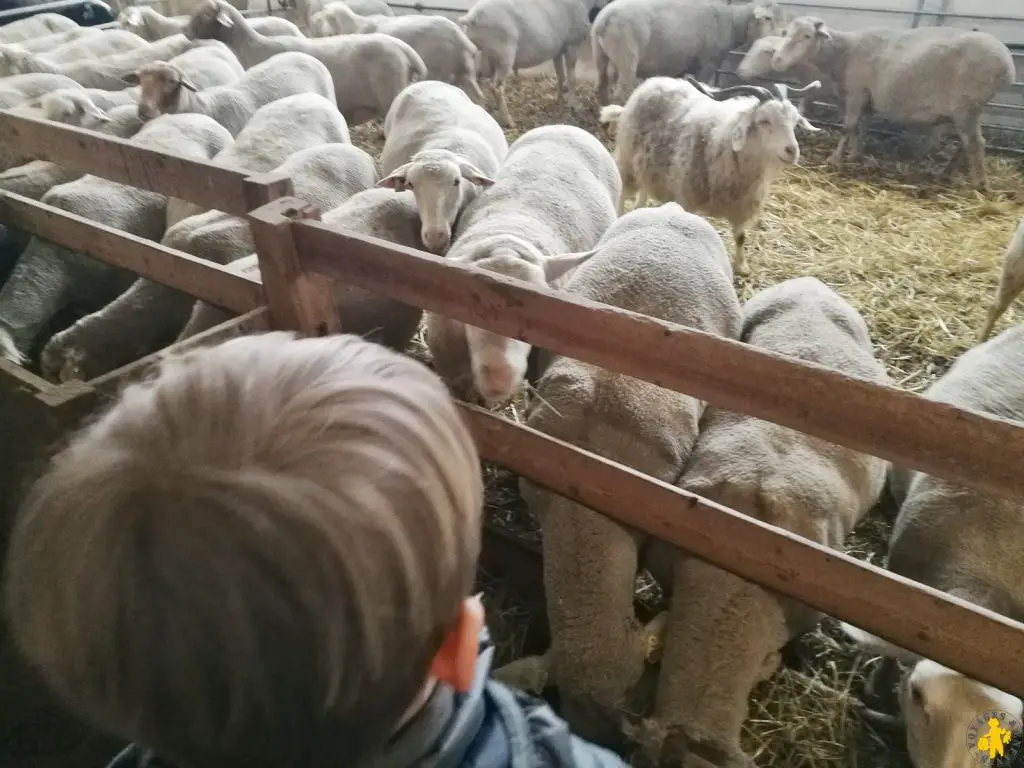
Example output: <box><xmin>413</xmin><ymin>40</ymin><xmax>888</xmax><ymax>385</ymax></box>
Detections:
<box><xmin>979</xmin><ymin>216</ymin><xmax>1024</xmax><ymax>342</ymax></box>
<box><xmin>310</xmin><ymin>3</ymin><xmax>482</xmax><ymax>103</ymax></box>
<box><xmin>0</xmin><ymin>29</ymin><xmax>149</xmax><ymax>76</ymax></box>
<box><xmin>296</xmin><ymin>0</ymin><xmax>394</xmax><ymax>28</ymax></box>
<box><xmin>1</xmin><ymin>26</ymin><xmax>101</xmax><ymax>54</ymax></box>
<box><xmin>456</xmin><ymin>0</ymin><xmax>607</xmax><ymax>127</ymax></box>
<box><xmin>16</xmin><ymin>87</ymin><xmax>140</xmax><ymax>126</ymax></box>
<box><xmin>769</xmin><ymin>17</ymin><xmax>1015</xmax><ymax>191</ymax></box>
<box><xmin>185</xmin><ymin>0</ymin><xmax>425</xmax><ymax>124</ymax></box>
<box><xmin>424</xmin><ymin>124</ymin><xmax>620</xmax><ymax>406</ymax></box>
<box><xmin>128</xmin><ymin>50</ymin><xmax>335</xmax><ymax>136</ymax></box>
<box><xmin>0</xmin><ymin>113</ymin><xmax>233</xmax><ymax>366</ymax></box>
<box><xmin>376</xmin><ymin>81</ymin><xmax>507</xmax><ymax>252</ymax></box>
<box><xmin>592</xmin><ymin>0</ymin><xmax>784</xmax><ymax>106</ymax></box>
<box><xmin>599</xmin><ymin>76</ymin><xmax>821</xmax><ymax>276</ymax></box>
<box><xmin>179</xmin><ymin>187</ymin><xmax>424</xmax><ymax>349</ymax></box>
<box><xmin>494</xmin><ymin>202</ymin><xmax>743</xmax><ymax>750</ymax></box>
<box><xmin>40</xmin><ymin>95</ymin><xmax>363</xmax><ymax>381</ymax></box>
<box><xmin>596</xmin><ymin>276</ymin><xmax>887</xmax><ymax>766</ymax></box>
<box><xmin>2</xmin><ymin>34</ymin><xmax>201</xmax><ymax>89</ymax></box>
<box><xmin>0</xmin><ymin>74</ymin><xmax>87</xmax><ymax>170</ymax></box>
<box><xmin>0</xmin><ymin>14</ymin><xmax>78</xmax><ymax>45</ymax></box>
<box><xmin>841</xmin><ymin>324</ymin><xmax>1024</xmax><ymax>768</ymax></box>
<box><xmin>118</xmin><ymin>5</ymin><xmax>303</xmax><ymax>41</ymax></box>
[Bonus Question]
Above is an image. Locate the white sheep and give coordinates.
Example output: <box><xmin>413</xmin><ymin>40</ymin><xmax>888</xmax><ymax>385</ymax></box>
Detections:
<box><xmin>456</xmin><ymin>0</ymin><xmax>607</xmax><ymax>127</ymax></box>
<box><xmin>494</xmin><ymin>202</ymin><xmax>743</xmax><ymax>750</ymax></box>
<box><xmin>735</xmin><ymin>34</ymin><xmax>828</xmax><ymax>114</ymax></box>
<box><xmin>185</xmin><ymin>0</ymin><xmax>425</xmax><ymax>125</ymax></box>
<box><xmin>0</xmin><ymin>113</ymin><xmax>233</xmax><ymax>366</ymax></box>
<box><xmin>41</xmin><ymin>95</ymin><xmax>364</xmax><ymax>381</ymax></box>
<box><xmin>979</xmin><ymin>216</ymin><xmax>1024</xmax><ymax>342</ymax></box>
<box><xmin>2</xmin><ymin>26</ymin><xmax>101</xmax><ymax>54</ymax></box>
<box><xmin>612</xmin><ymin>276</ymin><xmax>889</xmax><ymax>766</ymax></box>
<box><xmin>2</xmin><ymin>34</ymin><xmax>200</xmax><ymax>89</ymax></box>
<box><xmin>296</xmin><ymin>0</ymin><xmax>393</xmax><ymax>28</ymax></box>
<box><xmin>376</xmin><ymin>81</ymin><xmax>507</xmax><ymax>253</ymax></box>
<box><xmin>424</xmin><ymin>124</ymin><xmax>620</xmax><ymax>406</ymax></box>
<box><xmin>310</xmin><ymin>2</ymin><xmax>482</xmax><ymax>103</ymax></box>
<box><xmin>592</xmin><ymin>0</ymin><xmax>784</xmax><ymax>106</ymax></box>
<box><xmin>0</xmin><ymin>29</ymin><xmax>149</xmax><ymax>76</ymax></box>
<box><xmin>179</xmin><ymin>187</ymin><xmax>424</xmax><ymax>348</ymax></box>
<box><xmin>770</xmin><ymin>17</ymin><xmax>1015</xmax><ymax>191</ymax></box>
<box><xmin>841</xmin><ymin>323</ymin><xmax>1024</xmax><ymax>768</ymax></box>
<box><xmin>0</xmin><ymin>74</ymin><xmax>88</xmax><ymax>170</ymax></box>
<box><xmin>16</xmin><ymin>87</ymin><xmax>140</xmax><ymax>125</ymax></box>
<box><xmin>128</xmin><ymin>50</ymin><xmax>335</xmax><ymax>136</ymax></box>
<box><xmin>599</xmin><ymin>76</ymin><xmax>821</xmax><ymax>276</ymax></box>
<box><xmin>118</xmin><ymin>5</ymin><xmax>302</xmax><ymax>41</ymax></box>
<box><xmin>0</xmin><ymin>14</ymin><xmax>78</xmax><ymax>45</ymax></box>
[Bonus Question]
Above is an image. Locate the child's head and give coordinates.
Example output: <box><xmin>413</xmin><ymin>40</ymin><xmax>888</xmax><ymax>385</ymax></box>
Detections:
<box><xmin>4</xmin><ymin>332</ymin><xmax>484</xmax><ymax>768</ymax></box>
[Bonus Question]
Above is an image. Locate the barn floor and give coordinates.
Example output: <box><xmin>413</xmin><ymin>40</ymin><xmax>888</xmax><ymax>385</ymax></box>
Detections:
<box><xmin>353</xmin><ymin>72</ymin><xmax>1024</xmax><ymax>768</ymax></box>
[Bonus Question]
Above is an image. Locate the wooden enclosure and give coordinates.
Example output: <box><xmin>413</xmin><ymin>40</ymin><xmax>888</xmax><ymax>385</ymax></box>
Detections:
<box><xmin>1</xmin><ymin>110</ymin><xmax>1024</xmax><ymax>762</ymax></box>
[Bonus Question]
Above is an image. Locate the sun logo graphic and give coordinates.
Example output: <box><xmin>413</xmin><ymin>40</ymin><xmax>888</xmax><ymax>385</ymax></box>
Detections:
<box><xmin>967</xmin><ymin>710</ymin><xmax>1023</xmax><ymax>766</ymax></box>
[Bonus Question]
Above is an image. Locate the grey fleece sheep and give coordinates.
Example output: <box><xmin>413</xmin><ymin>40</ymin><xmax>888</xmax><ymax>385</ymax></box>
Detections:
<box><xmin>626</xmin><ymin>276</ymin><xmax>888</xmax><ymax>768</ymax></box>
<box><xmin>592</xmin><ymin>0</ymin><xmax>784</xmax><ymax>105</ymax></box>
<box><xmin>425</xmin><ymin>124</ymin><xmax>620</xmax><ymax>407</ymax></box>
<box><xmin>179</xmin><ymin>187</ymin><xmax>424</xmax><ymax>349</ymax></box>
<box><xmin>495</xmin><ymin>202</ymin><xmax>743</xmax><ymax>751</ymax></box>
<box><xmin>0</xmin><ymin>113</ymin><xmax>233</xmax><ymax>366</ymax></box>
<box><xmin>310</xmin><ymin>3</ymin><xmax>483</xmax><ymax>105</ymax></box>
<box><xmin>1</xmin><ymin>34</ymin><xmax>200</xmax><ymax>88</ymax></box>
<box><xmin>118</xmin><ymin>5</ymin><xmax>302</xmax><ymax>41</ymax></box>
<box><xmin>979</xmin><ymin>215</ymin><xmax>1024</xmax><ymax>342</ymax></box>
<box><xmin>842</xmin><ymin>324</ymin><xmax>1024</xmax><ymax>768</ymax></box>
<box><xmin>185</xmin><ymin>0</ymin><xmax>426</xmax><ymax>125</ymax></box>
<box><xmin>770</xmin><ymin>17</ymin><xmax>1014</xmax><ymax>191</ymax></box>
<box><xmin>457</xmin><ymin>0</ymin><xmax>608</xmax><ymax>127</ymax></box>
<box><xmin>599</xmin><ymin>76</ymin><xmax>820</xmax><ymax>276</ymax></box>
<box><xmin>736</xmin><ymin>34</ymin><xmax>830</xmax><ymax>113</ymax></box>
<box><xmin>0</xmin><ymin>14</ymin><xmax>78</xmax><ymax>44</ymax></box>
<box><xmin>377</xmin><ymin>81</ymin><xmax>507</xmax><ymax>253</ymax></box>
<box><xmin>129</xmin><ymin>50</ymin><xmax>334</xmax><ymax>136</ymax></box>
<box><xmin>40</xmin><ymin>96</ymin><xmax>365</xmax><ymax>381</ymax></box>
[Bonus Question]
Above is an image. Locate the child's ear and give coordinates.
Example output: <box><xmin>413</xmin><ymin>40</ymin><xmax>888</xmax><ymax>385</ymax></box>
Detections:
<box><xmin>430</xmin><ymin>596</ymin><xmax>484</xmax><ymax>693</ymax></box>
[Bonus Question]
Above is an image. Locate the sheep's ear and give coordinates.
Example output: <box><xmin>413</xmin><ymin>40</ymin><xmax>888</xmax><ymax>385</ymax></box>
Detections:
<box><xmin>122</xmin><ymin>72</ymin><xmax>141</xmax><ymax>85</ymax></box>
<box><xmin>458</xmin><ymin>160</ymin><xmax>495</xmax><ymax>187</ymax></box>
<box><xmin>543</xmin><ymin>249</ymin><xmax>597</xmax><ymax>283</ymax></box>
<box><xmin>840</xmin><ymin>622</ymin><xmax>922</xmax><ymax>664</ymax></box>
<box><xmin>813</xmin><ymin>19</ymin><xmax>831</xmax><ymax>39</ymax></box>
<box><xmin>82</xmin><ymin>101</ymin><xmax>111</xmax><ymax>123</ymax></box>
<box><xmin>121</xmin><ymin>7</ymin><xmax>141</xmax><ymax>23</ymax></box>
<box><xmin>377</xmin><ymin>166</ymin><xmax>410</xmax><ymax>191</ymax></box>
<box><xmin>177</xmin><ymin>73</ymin><xmax>199</xmax><ymax>92</ymax></box>
<box><xmin>216</xmin><ymin>8</ymin><xmax>234</xmax><ymax>26</ymax></box>
<box><xmin>753</xmin><ymin>5</ymin><xmax>773</xmax><ymax>20</ymax></box>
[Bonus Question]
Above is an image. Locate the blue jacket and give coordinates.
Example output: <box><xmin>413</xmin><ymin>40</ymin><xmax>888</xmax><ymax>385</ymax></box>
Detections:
<box><xmin>105</xmin><ymin>631</ymin><xmax>627</xmax><ymax>768</ymax></box>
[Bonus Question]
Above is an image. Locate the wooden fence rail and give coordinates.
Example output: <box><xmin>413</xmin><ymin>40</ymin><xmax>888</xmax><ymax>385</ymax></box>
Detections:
<box><xmin>2</xmin><ymin>118</ymin><xmax>1023</xmax><ymax>700</ymax></box>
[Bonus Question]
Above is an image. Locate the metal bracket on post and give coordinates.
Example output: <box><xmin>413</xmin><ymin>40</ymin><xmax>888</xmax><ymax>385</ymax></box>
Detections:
<box><xmin>248</xmin><ymin>195</ymin><xmax>340</xmax><ymax>337</ymax></box>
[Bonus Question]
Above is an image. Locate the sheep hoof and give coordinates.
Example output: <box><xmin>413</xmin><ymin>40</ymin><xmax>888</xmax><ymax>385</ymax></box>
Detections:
<box><xmin>493</xmin><ymin>654</ymin><xmax>550</xmax><ymax>695</ymax></box>
<box><xmin>826</xmin><ymin>152</ymin><xmax>843</xmax><ymax>169</ymax></box>
<box><xmin>644</xmin><ymin>611</ymin><xmax>669</xmax><ymax>663</ymax></box>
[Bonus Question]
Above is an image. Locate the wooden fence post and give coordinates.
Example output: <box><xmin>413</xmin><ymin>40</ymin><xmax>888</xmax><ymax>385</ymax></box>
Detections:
<box><xmin>245</xmin><ymin>171</ymin><xmax>339</xmax><ymax>337</ymax></box>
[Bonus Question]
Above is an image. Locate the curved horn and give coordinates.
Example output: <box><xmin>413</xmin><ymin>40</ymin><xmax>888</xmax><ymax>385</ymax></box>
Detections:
<box><xmin>782</xmin><ymin>79</ymin><xmax>822</xmax><ymax>98</ymax></box>
<box><xmin>685</xmin><ymin>74</ymin><xmax>774</xmax><ymax>103</ymax></box>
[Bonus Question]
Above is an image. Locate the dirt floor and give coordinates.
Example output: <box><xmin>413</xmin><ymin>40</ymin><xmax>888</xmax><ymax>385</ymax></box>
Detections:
<box><xmin>351</xmin><ymin>70</ymin><xmax>1024</xmax><ymax>768</ymax></box>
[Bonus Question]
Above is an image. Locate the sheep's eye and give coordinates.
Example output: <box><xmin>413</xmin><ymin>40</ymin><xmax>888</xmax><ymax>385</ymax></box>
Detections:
<box><xmin>909</xmin><ymin>682</ymin><xmax>924</xmax><ymax>708</ymax></box>
<box><xmin>452</xmin><ymin>178</ymin><xmax>460</xmax><ymax>187</ymax></box>
<box><xmin>758</xmin><ymin>118</ymin><xmax>771</xmax><ymax>127</ymax></box>
<box><xmin>781</xmin><ymin>30</ymin><xmax>787</xmax><ymax>36</ymax></box>
<box><xmin>405</xmin><ymin>182</ymin><xmax>414</xmax><ymax>190</ymax></box>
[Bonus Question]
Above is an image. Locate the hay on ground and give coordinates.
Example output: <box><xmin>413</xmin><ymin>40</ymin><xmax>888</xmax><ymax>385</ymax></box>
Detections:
<box><xmin>353</xmin><ymin>71</ymin><xmax>1024</xmax><ymax>768</ymax></box>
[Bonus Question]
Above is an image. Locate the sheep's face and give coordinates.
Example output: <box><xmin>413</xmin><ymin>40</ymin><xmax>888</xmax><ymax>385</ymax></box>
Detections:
<box><xmin>39</xmin><ymin>91</ymin><xmax>111</xmax><ymax>128</ymax></box>
<box><xmin>900</xmin><ymin>660</ymin><xmax>1023</xmax><ymax>768</ymax></box>
<box><xmin>736</xmin><ymin>35</ymin><xmax>781</xmax><ymax>79</ymax></box>
<box><xmin>129</xmin><ymin>64</ymin><xmax>198</xmax><ymax>120</ymax></box>
<box><xmin>323</xmin><ymin>6</ymin><xmax>361</xmax><ymax>34</ymax></box>
<box><xmin>735</xmin><ymin>100</ymin><xmax>807</xmax><ymax>165</ymax></box>
<box><xmin>185</xmin><ymin>0</ymin><xmax>235</xmax><ymax>41</ymax></box>
<box><xmin>117</xmin><ymin>7</ymin><xmax>146</xmax><ymax>34</ymax></box>
<box><xmin>772</xmin><ymin>16</ymin><xmax>830</xmax><ymax>71</ymax></box>
<box><xmin>746</xmin><ymin>2</ymin><xmax>784</xmax><ymax>43</ymax></box>
<box><xmin>0</xmin><ymin>47</ymin><xmax>32</xmax><ymax>76</ymax></box>
<box><xmin>377</xmin><ymin>154</ymin><xmax>495</xmax><ymax>253</ymax></box>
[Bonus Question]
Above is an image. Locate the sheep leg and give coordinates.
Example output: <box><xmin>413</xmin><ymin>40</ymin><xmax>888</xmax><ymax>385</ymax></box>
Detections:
<box><xmin>461</xmin><ymin>71</ymin><xmax>486</xmax><ymax>105</ymax></box>
<box><xmin>542</xmin><ymin>498</ymin><xmax>647</xmax><ymax>742</ymax></box>
<box><xmin>732</xmin><ymin>227</ymin><xmax>750</xmax><ymax>277</ymax></box>
<box><xmin>952</xmin><ymin>112</ymin><xmax>987</xmax><ymax>192</ymax></box>
<box><xmin>564</xmin><ymin>43</ymin><xmax>580</xmax><ymax>106</ymax></box>
<box><xmin>613</xmin><ymin>52</ymin><xmax>639</xmax><ymax>105</ymax></box>
<box><xmin>595</xmin><ymin>41</ymin><xmax>612</xmax><ymax>105</ymax></box>
<box><xmin>828</xmin><ymin>93</ymin><xmax>867</xmax><ymax>168</ymax></box>
<box><xmin>980</xmin><ymin>241</ymin><xmax>1024</xmax><ymax>341</ymax></box>
<box><xmin>553</xmin><ymin>52</ymin><xmax>569</xmax><ymax>108</ymax></box>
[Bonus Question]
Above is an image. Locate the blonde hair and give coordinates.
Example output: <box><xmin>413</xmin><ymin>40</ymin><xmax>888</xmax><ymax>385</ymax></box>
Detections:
<box><xmin>4</xmin><ymin>331</ymin><xmax>482</xmax><ymax>768</ymax></box>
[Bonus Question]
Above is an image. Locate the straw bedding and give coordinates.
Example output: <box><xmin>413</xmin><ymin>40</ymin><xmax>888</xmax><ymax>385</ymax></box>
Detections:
<box><xmin>351</xmin><ymin>72</ymin><xmax>1024</xmax><ymax>768</ymax></box>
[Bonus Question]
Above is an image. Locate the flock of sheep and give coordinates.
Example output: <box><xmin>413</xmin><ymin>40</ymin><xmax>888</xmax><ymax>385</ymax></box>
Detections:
<box><xmin>0</xmin><ymin>0</ymin><xmax>1020</xmax><ymax>766</ymax></box>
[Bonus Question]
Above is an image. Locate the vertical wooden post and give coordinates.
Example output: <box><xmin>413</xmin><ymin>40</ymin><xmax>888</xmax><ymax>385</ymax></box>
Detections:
<box><xmin>248</xmin><ymin>188</ymin><xmax>340</xmax><ymax>337</ymax></box>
